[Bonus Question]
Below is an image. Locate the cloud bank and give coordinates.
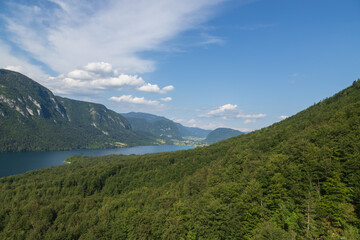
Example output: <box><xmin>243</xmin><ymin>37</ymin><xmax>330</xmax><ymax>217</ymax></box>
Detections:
<box><xmin>2</xmin><ymin>0</ymin><xmax>226</xmax><ymax>74</ymax></box>
<box><xmin>201</xmin><ymin>104</ymin><xmax>266</xmax><ymax>121</ymax></box>
<box><xmin>43</xmin><ymin>62</ymin><xmax>174</xmax><ymax>95</ymax></box>
<box><xmin>0</xmin><ymin>0</ymin><xmax>229</xmax><ymax>111</ymax></box>
<box><xmin>109</xmin><ymin>95</ymin><xmax>161</xmax><ymax>107</ymax></box>
<box><xmin>137</xmin><ymin>83</ymin><xmax>174</xmax><ymax>94</ymax></box>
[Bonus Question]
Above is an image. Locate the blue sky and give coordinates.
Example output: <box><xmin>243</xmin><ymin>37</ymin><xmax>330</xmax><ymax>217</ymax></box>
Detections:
<box><xmin>0</xmin><ymin>0</ymin><xmax>359</xmax><ymax>131</ymax></box>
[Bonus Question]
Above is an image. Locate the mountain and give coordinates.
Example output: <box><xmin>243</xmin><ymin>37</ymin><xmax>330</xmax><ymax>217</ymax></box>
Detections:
<box><xmin>205</xmin><ymin>127</ymin><xmax>243</xmax><ymax>144</ymax></box>
<box><xmin>1</xmin><ymin>79</ymin><xmax>360</xmax><ymax>239</ymax></box>
<box><xmin>0</xmin><ymin>69</ymin><xmax>155</xmax><ymax>151</ymax></box>
<box><xmin>122</xmin><ymin>112</ymin><xmax>183</xmax><ymax>141</ymax></box>
<box><xmin>122</xmin><ymin>112</ymin><xmax>170</xmax><ymax>123</ymax></box>
<box><xmin>122</xmin><ymin>112</ymin><xmax>212</xmax><ymax>141</ymax></box>
<box><xmin>175</xmin><ymin>123</ymin><xmax>212</xmax><ymax>138</ymax></box>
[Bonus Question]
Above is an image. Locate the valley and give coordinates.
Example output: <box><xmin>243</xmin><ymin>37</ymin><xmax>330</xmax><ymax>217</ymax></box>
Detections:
<box><xmin>0</xmin><ymin>1</ymin><xmax>358</xmax><ymax>239</ymax></box>
<box><xmin>0</xmin><ymin>79</ymin><xmax>359</xmax><ymax>239</ymax></box>
<box><xmin>0</xmin><ymin>70</ymin><xmax>240</xmax><ymax>152</ymax></box>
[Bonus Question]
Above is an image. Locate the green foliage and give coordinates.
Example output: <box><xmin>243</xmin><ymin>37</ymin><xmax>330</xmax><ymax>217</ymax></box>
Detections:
<box><xmin>251</xmin><ymin>221</ymin><xmax>292</xmax><ymax>240</ymax></box>
<box><xmin>0</xmin><ymin>79</ymin><xmax>360</xmax><ymax>239</ymax></box>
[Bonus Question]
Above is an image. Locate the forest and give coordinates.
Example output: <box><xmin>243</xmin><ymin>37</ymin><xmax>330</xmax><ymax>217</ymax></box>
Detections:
<box><xmin>0</xmin><ymin>80</ymin><xmax>359</xmax><ymax>239</ymax></box>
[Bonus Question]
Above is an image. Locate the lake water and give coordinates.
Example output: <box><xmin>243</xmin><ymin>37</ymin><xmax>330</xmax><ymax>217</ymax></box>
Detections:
<box><xmin>0</xmin><ymin>145</ymin><xmax>195</xmax><ymax>178</ymax></box>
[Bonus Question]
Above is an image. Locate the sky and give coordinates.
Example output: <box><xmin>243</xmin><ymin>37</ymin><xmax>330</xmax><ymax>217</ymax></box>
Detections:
<box><xmin>0</xmin><ymin>0</ymin><xmax>359</xmax><ymax>132</ymax></box>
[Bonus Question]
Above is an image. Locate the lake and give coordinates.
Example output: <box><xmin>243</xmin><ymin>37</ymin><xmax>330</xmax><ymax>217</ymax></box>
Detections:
<box><xmin>0</xmin><ymin>145</ymin><xmax>195</xmax><ymax>178</ymax></box>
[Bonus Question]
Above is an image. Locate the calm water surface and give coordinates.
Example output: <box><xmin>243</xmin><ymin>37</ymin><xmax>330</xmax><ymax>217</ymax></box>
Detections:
<box><xmin>0</xmin><ymin>145</ymin><xmax>195</xmax><ymax>178</ymax></box>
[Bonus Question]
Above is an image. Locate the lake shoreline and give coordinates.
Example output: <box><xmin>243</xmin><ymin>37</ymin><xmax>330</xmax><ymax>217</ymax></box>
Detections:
<box><xmin>0</xmin><ymin>145</ymin><xmax>195</xmax><ymax>178</ymax></box>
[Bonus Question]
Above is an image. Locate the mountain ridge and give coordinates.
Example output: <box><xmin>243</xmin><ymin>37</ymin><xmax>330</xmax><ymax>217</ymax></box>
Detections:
<box><xmin>0</xmin><ymin>69</ymin><xmax>156</xmax><ymax>151</ymax></box>
<box><xmin>122</xmin><ymin>112</ymin><xmax>246</xmax><ymax>145</ymax></box>
<box><xmin>122</xmin><ymin>112</ymin><xmax>214</xmax><ymax>144</ymax></box>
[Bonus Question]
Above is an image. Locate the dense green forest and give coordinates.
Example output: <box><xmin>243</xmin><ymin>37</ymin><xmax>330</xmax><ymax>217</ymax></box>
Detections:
<box><xmin>0</xmin><ymin>80</ymin><xmax>360</xmax><ymax>239</ymax></box>
<box><xmin>0</xmin><ymin>70</ymin><xmax>156</xmax><ymax>151</ymax></box>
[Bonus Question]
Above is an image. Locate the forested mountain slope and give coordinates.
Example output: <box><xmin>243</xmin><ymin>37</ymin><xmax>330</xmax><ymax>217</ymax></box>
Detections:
<box><xmin>0</xmin><ymin>80</ymin><xmax>360</xmax><ymax>239</ymax></box>
<box><xmin>122</xmin><ymin>112</ymin><xmax>212</xmax><ymax>140</ymax></box>
<box><xmin>205</xmin><ymin>127</ymin><xmax>243</xmax><ymax>144</ymax></box>
<box><xmin>122</xmin><ymin>112</ymin><xmax>183</xmax><ymax>141</ymax></box>
<box><xmin>0</xmin><ymin>70</ymin><xmax>155</xmax><ymax>151</ymax></box>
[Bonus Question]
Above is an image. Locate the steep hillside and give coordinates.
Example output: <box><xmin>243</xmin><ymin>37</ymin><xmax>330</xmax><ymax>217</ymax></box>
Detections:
<box><xmin>205</xmin><ymin>127</ymin><xmax>243</xmax><ymax>144</ymax></box>
<box><xmin>0</xmin><ymin>79</ymin><xmax>360</xmax><ymax>239</ymax></box>
<box><xmin>0</xmin><ymin>69</ymin><xmax>155</xmax><ymax>151</ymax></box>
<box><xmin>123</xmin><ymin>112</ymin><xmax>183</xmax><ymax>141</ymax></box>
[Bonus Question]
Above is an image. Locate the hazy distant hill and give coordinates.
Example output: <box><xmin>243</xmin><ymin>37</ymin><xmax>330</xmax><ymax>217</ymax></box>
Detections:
<box><xmin>122</xmin><ymin>112</ymin><xmax>212</xmax><ymax>141</ymax></box>
<box><xmin>205</xmin><ymin>127</ymin><xmax>243</xmax><ymax>144</ymax></box>
<box><xmin>175</xmin><ymin>123</ymin><xmax>211</xmax><ymax>138</ymax></box>
<box><xmin>0</xmin><ymin>69</ymin><xmax>155</xmax><ymax>151</ymax></box>
<box><xmin>123</xmin><ymin>112</ymin><xmax>170</xmax><ymax>123</ymax></box>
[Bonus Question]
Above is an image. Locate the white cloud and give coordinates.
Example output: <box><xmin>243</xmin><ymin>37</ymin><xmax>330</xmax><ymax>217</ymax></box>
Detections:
<box><xmin>44</xmin><ymin>62</ymin><xmax>175</xmax><ymax>95</ymax></box>
<box><xmin>201</xmin><ymin>103</ymin><xmax>266</xmax><ymax>120</ymax></box>
<box><xmin>162</xmin><ymin>85</ymin><xmax>175</xmax><ymax>93</ymax></box>
<box><xmin>137</xmin><ymin>83</ymin><xmax>160</xmax><ymax>93</ymax></box>
<box><xmin>3</xmin><ymin>0</ymin><xmax>227</xmax><ymax>74</ymax></box>
<box><xmin>244</xmin><ymin>119</ymin><xmax>256</xmax><ymax>124</ymax></box>
<box><xmin>0</xmin><ymin>38</ymin><xmax>160</xmax><ymax>96</ymax></box>
<box><xmin>93</xmin><ymin>74</ymin><xmax>145</xmax><ymax>87</ymax></box>
<box><xmin>84</xmin><ymin>62</ymin><xmax>113</xmax><ymax>73</ymax></box>
<box><xmin>109</xmin><ymin>95</ymin><xmax>160</xmax><ymax>106</ymax></box>
<box><xmin>279</xmin><ymin>115</ymin><xmax>289</xmax><ymax>120</ymax></box>
<box><xmin>161</xmin><ymin>97</ymin><xmax>172</xmax><ymax>102</ymax></box>
<box><xmin>138</xmin><ymin>83</ymin><xmax>174</xmax><ymax>94</ymax></box>
<box><xmin>66</xmin><ymin>70</ymin><xmax>93</xmax><ymax>80</ymax></box>
<box><xmin>237</xmin><ymin>113</ymin><xmax>267</xmax><ymax>118</ymax></box>
<box><xmin>199</xmin><ymin>104</ymin><xmax>267</xmax><ymax>125</ymax></box>
<box><xmin>206</xmin><ymin>104</ymin><xmax>238</xmax><ymax>118</ymax></box>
